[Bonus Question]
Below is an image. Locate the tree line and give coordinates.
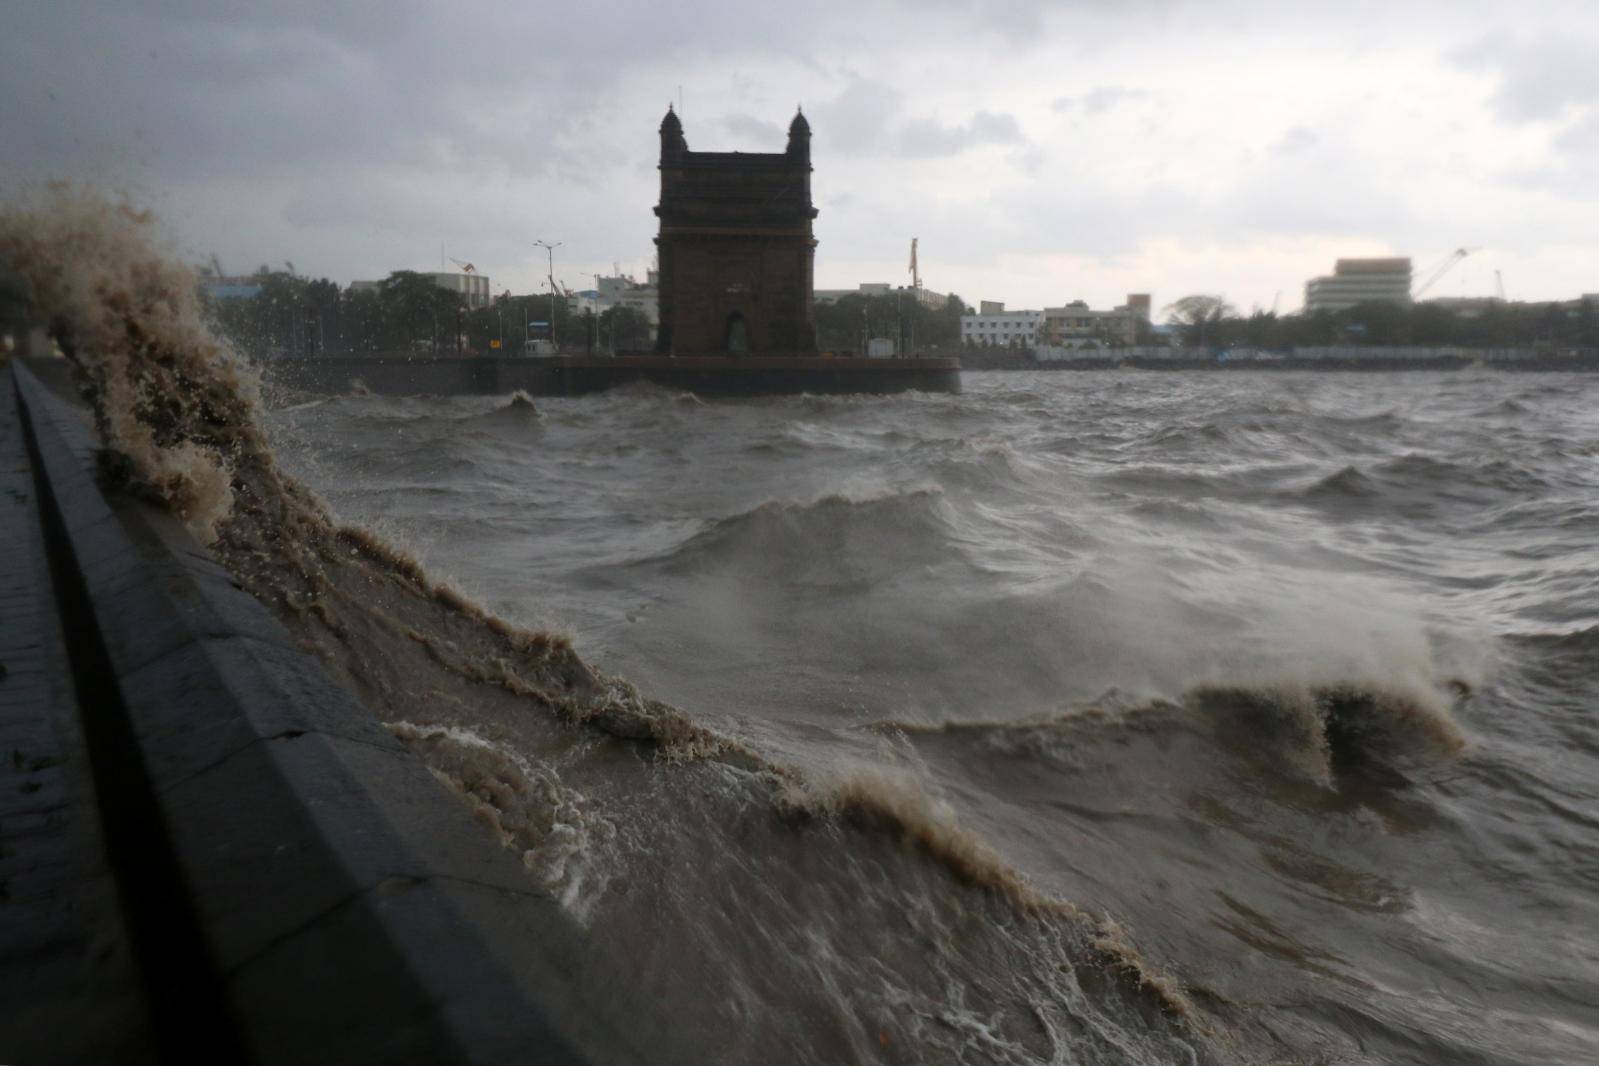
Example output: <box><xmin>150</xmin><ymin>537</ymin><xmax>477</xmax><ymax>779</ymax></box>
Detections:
<box><xmin>200</xmin><ymin>268</ymin><xmax>1595</xmax><ymax>360</ymax></box>
<box><xmin>1162</xmin><ymin>294</ymin><xmax>1599</xmax><ymax>350</ymax></box>
<box><xmin>809</xmin><ymin>291</ymin><xmax>971</xmax><ymax>352</ymax></box>
<box><xmin>203</xmin><ymin>267</ymin><xmax>975</xmax><ymax>358</ymax></box>
<box><xmin>202</xmin><ymin>268</ymin><xmax>653</xmax><ymax>359</ymax></box>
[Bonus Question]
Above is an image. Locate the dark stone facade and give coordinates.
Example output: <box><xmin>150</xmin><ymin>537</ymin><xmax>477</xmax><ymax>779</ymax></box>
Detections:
<box><xmin>653</xmin><ymin>107</ymin><xmax>818</xmax><ymax>356</ymax></box>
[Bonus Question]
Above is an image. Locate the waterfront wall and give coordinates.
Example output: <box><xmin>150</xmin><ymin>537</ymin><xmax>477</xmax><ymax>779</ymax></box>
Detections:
<box><xmin>7</xmin><ymin>361</ymin><xmax>677</xmax><ymax>1064</ymax></box>
<box><xmin>956</xmin><ymin>345</ymin><xmax>1599</xmax><ymax>371</ymax></box>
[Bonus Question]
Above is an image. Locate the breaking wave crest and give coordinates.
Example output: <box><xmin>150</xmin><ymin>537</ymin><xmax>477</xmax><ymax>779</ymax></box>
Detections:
<box><xmin>774</xmin><ymin>767</ymin><xmax>1198</xmax><ymax>1020</ymax></box>
<box><xmin>1303</xmin><ymin>453</ymin><xmax>1552</xmax><ymax>509</ymax></box>
<box><xmin>878</xmin><ymin>675</ymin><xmax>1468</xmax><ymax>789</ymax></box>
<box><xmin>776</xmin><ymin>766</ymin><xmax>1065</xmax><ymax>911</ymax></box>
<box><xmin>1185</xmin><ymin>679</ymin><xmax>1467</xmax><ymax>785</ymax></box>
<box><xmin>469</xmin><ymin>388</ymin><xmax>542</xmax><ymax>425</ymax></box>
<box><xmin>642</xmin><ymin>486</ymin><xmax>955</xmax><ymax>574</ymax></box>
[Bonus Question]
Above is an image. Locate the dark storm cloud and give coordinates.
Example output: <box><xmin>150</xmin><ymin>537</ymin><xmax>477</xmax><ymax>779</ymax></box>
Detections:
<box><xmin>0</xmin><ymin>0</ymin><xmax>1094</xmax><ymax>285</ymax></box>
<box><xmin>2</xmin><ymin>3</ymin><xmax>594</xmax><ymax>183</ymax></box>
<box><xmin>8</xmin><ymin>0</ymin><xmax>1599</xmax><ymax>304</ymax></box>
<box><xmin>1</xmin><ymin>0</ymin><xmax>1072</xmax><ymax>186</ymax></box>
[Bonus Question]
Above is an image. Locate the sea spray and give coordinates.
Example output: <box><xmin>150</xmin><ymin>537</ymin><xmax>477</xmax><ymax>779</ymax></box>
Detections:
<box><xmin>1</xmin><ymin>187</ymin><xmax>249</xmax><ymax>541</ymax></box>
<box><xmin>385</xmin><ymin>720</ymin><xmax>615</xmax><ymax>916</ymax></box>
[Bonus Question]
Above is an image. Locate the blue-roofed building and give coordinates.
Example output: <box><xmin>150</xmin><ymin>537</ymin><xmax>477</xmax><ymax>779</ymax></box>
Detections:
<box><xmin>201</xmin><ymin>281</ymin><xmax>263</xmax><ymax>300</ymax></box>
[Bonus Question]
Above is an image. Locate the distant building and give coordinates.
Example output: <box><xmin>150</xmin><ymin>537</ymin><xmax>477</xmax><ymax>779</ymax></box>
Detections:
<box><xmin>1041</xmin><ymin>295</ymin><xmax>1146</xmax><ymax>347</ymax></box>
<box><xmin>596</xmin><ymin>271</ymin><xmax>659</xmax><ymax>325</ymax></box>
<box><xmin>960</xmin><ymin>294</ymin><xmax>1148</xmax><ymax>349</ymax></box>
<box><xmin>815</xmin><ymin>283</ymin><xmax>890</xmax><ymax>302</ymax></box>
<box><xmin>814</xmin><ymin>283</ymin><xmax>947</xmax><ymax>308</ymax></box>
<box><xmin>961</xmin><ymin>308</ymin><xmax>1043</xmax><ymax>347</ymax></box>
<box><xmin>348</xmin><ymin>270</ymin><xmax>493</xmax><ymax>309</ymax></box>
<box><xmin>1304</xmin><ymin>258</ymin><xmax>1412</xmax><ymax>313</ymax></box>
<box><xmin>427</xmin><ymin>271</ymin><xmax>492</xmax><ymax>309</ymax></box>
<box><xmin>199</xmin><ymin>275</ymin><xmax>263</xmax><ymax>300</ymax></box>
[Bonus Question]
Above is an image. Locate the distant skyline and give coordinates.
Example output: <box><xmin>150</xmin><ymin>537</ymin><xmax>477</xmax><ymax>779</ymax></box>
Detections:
<box><xmin>4</xmin><ymin>1</ymin><xmax>1596</xmax><ymax>314</ymax></box>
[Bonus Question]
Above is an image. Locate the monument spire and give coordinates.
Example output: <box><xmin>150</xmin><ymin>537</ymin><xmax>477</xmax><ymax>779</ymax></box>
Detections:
<box><xmin>660</xmin><ymin>103</ymin><xmax>687</xmax><ymax>160</ymax></box>
<box><xmin>786</xmin><ymin>106</ymin><xmax>810</xmax><ymax>162</ymax></box>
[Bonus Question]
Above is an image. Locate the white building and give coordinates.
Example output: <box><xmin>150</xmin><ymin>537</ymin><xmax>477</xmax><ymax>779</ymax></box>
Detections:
<box><xmin>1304</xmin><ymin>258</ymin><xmax>1412</xmax><ymax>313</ymax></box>
<box><xmin>962</xmin><ymin>294</ymin><xmax>1150</xmax><ymax>349</ymax></box>
<box><xmin>960</xmin><ymin>304</ymin><xmax>1044</xmax><ymax>347</ymax></box>
<box><xmin>596</xmin><ymin>271</ymin><xmax>659</xmax><ymax>324</ymax></box>
<box><xmin>425</xmin><ymin>271</ymin><xmax>492</xmax><ymax>309</ymax></box>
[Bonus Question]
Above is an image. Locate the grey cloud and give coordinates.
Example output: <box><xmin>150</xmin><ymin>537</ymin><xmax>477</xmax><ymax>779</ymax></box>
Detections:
<box><xmin>953</xmin><ymin>120</ymin><xmax>1429</xmax><ymax>266</ymax></box>
<box><xmin>899</xmin><ymin>110</ymin><xmax>1023</xmax><ymax>157</ymax></box>
<box><xmin>812</xmin><ymin>78</ymin><xmax>907</xmax><ymax>155</ymax></box>
<box><xmin>1498</xmin><ymin>112</ymin><xmax>1599</xmax><ymax>196</ymax></box>
<box><xmin>722</xmin><ymin>114</ymin><xmax>786</xmax><ymax>145</ymax></box>
<box><xmin>9</xmin><ymin>0</ymin><xmax>1599</xmax><ymax>303</ymax></box>
<box><xmin>970</xmin><ymin>110</ymin><xmax>1023</xmax><ymax>143</ymax></box>
<box><xmin>1452</xmin><ymin>34</ymin><xmax>1599</xmax><ymax>122</ymax></box>
<box><xmin>1052</xmin><ymin>86</ymin><xmax>1150</xmax><ymax>115</ymax></box>
<box><xmin>813</xmin><ymin>78</ymin><xmax>1024</xmax><ymax>158</ymax></box>
<box><xmin>1273</xmin><ymin>127</ymin><xmax>1317</xmax><ymax>155</ymax></box>
<box><xmin>1556</xmin><ymin>112</ymin><xmax>1599</xmax><ymax>156</ymax></box>
<box><xmin>1451</xmin><ymin>33</ymin><xmax>1599</xmax><ymax>197</ymax></box>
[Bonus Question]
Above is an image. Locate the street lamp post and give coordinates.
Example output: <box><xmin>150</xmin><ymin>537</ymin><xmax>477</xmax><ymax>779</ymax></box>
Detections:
<box><xmin>534</xmin><ymin>239</ymin><xmax>562</xmax><ymax>351</ymax></box>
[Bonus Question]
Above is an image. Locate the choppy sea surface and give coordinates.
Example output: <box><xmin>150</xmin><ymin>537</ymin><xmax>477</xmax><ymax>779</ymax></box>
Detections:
<box><xmin>269</xmin><ymin>370</ymin><xmax>1599</xmax><ymax>1064</ymax></box>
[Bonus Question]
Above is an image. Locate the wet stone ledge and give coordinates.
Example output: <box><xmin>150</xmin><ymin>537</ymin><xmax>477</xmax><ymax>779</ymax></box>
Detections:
<box><xmin>8</xmin><ymin>361</ymin><xmax>674</xmax><ymax>1065</ymax></box>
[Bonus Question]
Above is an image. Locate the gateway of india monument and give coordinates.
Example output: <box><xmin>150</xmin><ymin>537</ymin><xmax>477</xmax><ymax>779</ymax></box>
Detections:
<box><xmin>652</xmin><ymin>105</ymin><xmax>820</xmax><ymax>357</ymax></box>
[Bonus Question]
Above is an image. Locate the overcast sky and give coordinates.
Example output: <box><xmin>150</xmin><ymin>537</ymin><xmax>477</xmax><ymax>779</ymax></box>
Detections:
<box><xmin>4</xmin><ymin>0</ymin><xmax>1596</xmax><ymax>313</ymax></box>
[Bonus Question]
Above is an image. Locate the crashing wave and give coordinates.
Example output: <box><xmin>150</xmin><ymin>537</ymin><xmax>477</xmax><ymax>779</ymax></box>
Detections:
<box><xmin>875</xmin><ymin>677</ymin><xmax>1468</xmax><ymax>789</ymax></box>
<box><xmin>0</xmin><ymin>188</ymin><xmax>1274</xmax><ymax>1062</ymax></box>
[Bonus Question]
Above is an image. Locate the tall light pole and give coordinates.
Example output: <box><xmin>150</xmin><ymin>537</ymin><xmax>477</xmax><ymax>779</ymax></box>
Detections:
<box><xmin>534</xmin><ymin>239</ymin><xmax>562</xmax><ymax>351</ymax></box>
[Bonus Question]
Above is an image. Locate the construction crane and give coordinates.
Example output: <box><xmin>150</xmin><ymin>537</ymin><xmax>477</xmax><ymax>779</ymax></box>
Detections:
<box><xmin>449</xmin><ymin>257</ymin><xmax>477</xmax><ymax>274</ymax></box>
<box><xmin>1495</xmin><ymin>270</ymin><xmax>1506</xmax><ymax>302</ymax></box>
<box><xmin>1413</xmin><ymin>247</ymin><xmax>1477</xmax><ymax>298</ymax></box>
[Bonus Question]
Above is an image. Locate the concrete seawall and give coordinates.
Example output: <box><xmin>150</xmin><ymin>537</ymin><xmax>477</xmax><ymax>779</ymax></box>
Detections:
<box><xmin>1</xmin><ymin>360</ymin><xmax>681</xmax><ymax>1064</ymax></box>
